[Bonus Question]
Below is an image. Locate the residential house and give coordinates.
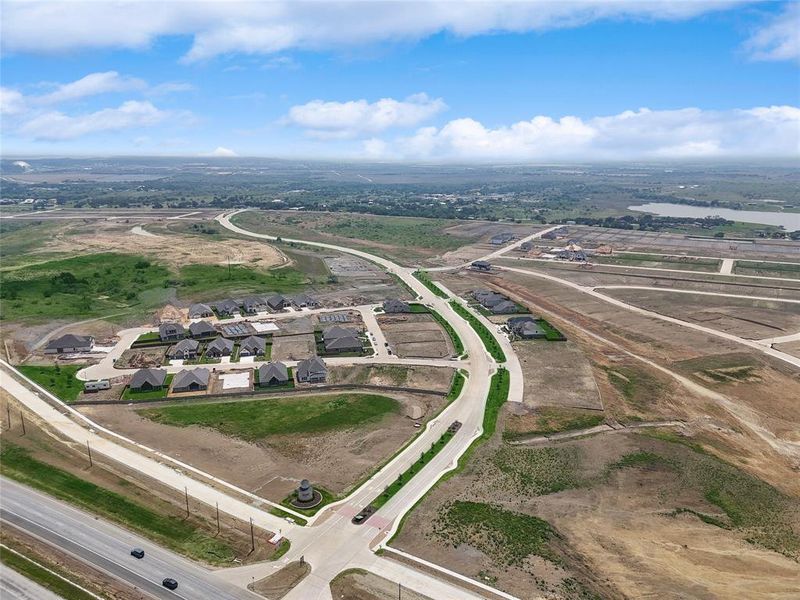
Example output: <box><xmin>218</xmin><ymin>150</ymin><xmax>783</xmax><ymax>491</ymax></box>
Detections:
<box><xmin>205</xmin><ymin>336</ymin><xmax>234</xmax><ymax>358</ymax></box>
<box><xmin>296</xmin><ymin>357</ymin><xmax>327</xmax><ymax>383</ymax></box>
<box><xmin>239</xmin><ymin>335</ymin><xmax>267</xmax><ymax>357</ymax></box>
<box><xmin>258</xmin><ymin>362</ymin><xmax>289</xmax><ymax>386</ymax></box>
<box><xmin>242</xmin><ymin>296</ymin><xmax>268</xmax><ymax>315</ymax></box>
<box><xmin>491</xmin><ymin>300</ymin><xmax>519</xmax><ymax>315</ymax></box>
<box><xmin>473</xmin><ymin>290</ymin><xmax>506</xmax><ymax>308</ymax></box>
<box><xmin>172</xmin><ymin>368</ymin><xmax>210</xmax><ymax>393</ymax></box>
<box><xmin>291</xmin><ymin>294</ymin><xmax>319</xmax><ymax>309</ymax></box>
<box><xmin>471</xmin><ymin>260</ymin><xmax>491</xmax><ymax>271</ymax></box>
<box><xmin>383</xmin><ymin>299</ymin><xmax>411</xmax><ymax>313</ymax></box>
<box><xmin>189</xmin><ymin>320</ymin><xmax>216</xmax><ymax>338</ymax></box>
<box><xmin>490</xmin><ymin>232</ymin><xmax>514</xmax><ymax>245</ymax></box>
<box><xmin>324</xmin><ymin>334</ymin><xmax>362</xmax><ymax>353</ymax></box>
<box><xmin>266</xmin><ymin>294</ymin><xmax>288</xmax><ymax>311</ymax></box>
<box><xmin>159</xmin><ymin>322</ymin><xmax>185</xmax><ymax>342</ymax></box>
<box><xmin>129</xmin><ymin>368</ymin><xmax>167</xmax><ymax>391</ymax></box>
<box><xmin>508</xmin><ymin>317</ymin><xmax>546</xmax><ymax>339</ymax></box>
<box><xmin>44</xmin><ymin>334</ymin><xmax>94</xmax><ymax>354</ymax></box>
<box><xmin>188</xmin><ymin>303</ymin><xmax>213</xmax><ymax>319</ymax></box>
<box><xmin>168</xmin><ymin>338</ymin><xmax>199</xmax><ymax>360</ymax></box>
<box><xmin>213</xmin><ymin>299</ymin><xmax>241</xmax><ymax>317</ymax></box>
<box><xmin>517</xmin><ymin>241</ymin><xmax>533</xmax><ymax>252</ymax></box>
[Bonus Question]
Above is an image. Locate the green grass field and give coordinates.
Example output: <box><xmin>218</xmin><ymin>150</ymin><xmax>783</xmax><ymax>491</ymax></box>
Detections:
<box><xmin>428</xmin><ymin>307</ymin><xmax>465</xmax><ymax>356</ymax></box>
<box><xmin>733</xmin><ymin>260</ymin><xmax>800</xmax><ymax>279</ymax></box>
<box><xmin>413</xmin><ymin>271</ymin><xmax>449</xmax><ymax>298</ymax></box>
<box><xmin>449</xmin><ymin>300</ymin><xmax>506</xmax><ymax>362</ymax></box>
<box><xmin>0</xmin><ymin>443</ymin><xmax>237</xmax><ymax>564</ymax></box>
<box><xmin>138</xmin><ymin>393</ymin><xmax>399</xmax><ymax>440</ymax></box>
<box><xmin>0</xmin><ymin>545</ymin><xmax>99</xmax><ymax>600</ymax></box>
<box><xmin>18</xmin><ymin>365</ymin><xmax>84</xmax><ymax>402</ymax></box>
<box><xmin>594</xmin><ymin>253</ymin><xmax>721</xmax><ymax>272</ymax></box>
<box><xmin>0</xmin><ymin>252</ymin><xmax>308</xmax><ymax>322</ymax></box>
<box><xmin>504</xmin><ymin>407</ymin><xmax>605</xmax><ymax>440</ymax></box>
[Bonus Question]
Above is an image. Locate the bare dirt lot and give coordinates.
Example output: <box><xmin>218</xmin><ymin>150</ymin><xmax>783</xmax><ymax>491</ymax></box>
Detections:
<box><xmin>600</xmin><ymin>288</ymin><xmax>800</xmax><ymax>340</ymax></box>
<box><xmin>270</xmin><ymin>334</ymin><xmax>317</xmax><ymax>361</ymax></box>
<box><xmin>38</xmin><ymin>220</ymin><xmax>287</xmax><ymax>270</ymax></box>
<box><xmin>251</xmin><ymin>561</ymin><xmax>310</xmax><ymax>599</ymax></box>
<box><xmin>116</xmin><ymin>346</ymin><xmax>166</xmax><ymax>368</ymax></box>
<box><xmin>377</xmin><ymin>313</ymin><xmax>452</xmax><ymax>358</ymax></box>
<box><xmin>330</xmin><ymin>569</ymin><xmax>432</xmax><ymax>600</ymax></box>
<box><xmin>78</xmin><ymin>390</ymin><xmax>447</xmax><ymax>501</ymax></box>
<box><xmin>326</xmin><ymin>364</ymin><xmax>455</xmax><ymax>394</ymax></box>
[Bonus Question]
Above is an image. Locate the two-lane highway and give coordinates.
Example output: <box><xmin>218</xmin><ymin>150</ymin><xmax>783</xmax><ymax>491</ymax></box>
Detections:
<box><xmin>0</xmin><ymin>477</ymin><xmax>259</xmax><ymax>600</ymax></box>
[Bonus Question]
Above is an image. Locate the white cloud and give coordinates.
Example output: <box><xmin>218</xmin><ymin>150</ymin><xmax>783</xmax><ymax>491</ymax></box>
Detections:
<box><xmin>18</xmin><ymin>100</ymin><xmax>169</xmax><ymax>141</ymax></box>
<box><xmin>0</xmin><ymin>87</ymin><xmax>26</xmax><ymax>115</ymax></box>
<box><xmin>368</xmin><ymin>105</ymin><xmax>800</xmax><ymax>160</ymax></box>
<box><xmin>0</xmin><ymin>1</ymin><xmax>749</xmax><ymax>61</ymax></box>
<box><xmin>37</xmin><ymin>71</ymin><xmax>147</xmax><ymax>104</ymax></box>
<box><xmin>207</xmin><ymin>146</ymin><xmax>238</xmax><ymax>157</ymax></box>
<box><xmin>744</xmin><ymin>3</ymin><xmax>800</xmax><ymax>62</ymax></box>
<box><xmin>286</xmin><ymin>93</ymin><xmax>446</xmax><ymax>138</ymax></box>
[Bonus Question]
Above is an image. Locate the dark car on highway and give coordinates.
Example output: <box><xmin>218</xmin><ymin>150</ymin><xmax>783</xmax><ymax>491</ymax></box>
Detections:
<box><xmin>162</xmin><ymin>578</ymin><xmax>178</xmax><ymax>590</ymax></box>
<box><xmin>130</xmin><ymin>548</ymin><xmax>144</xmax><ymax>559</ymax></box>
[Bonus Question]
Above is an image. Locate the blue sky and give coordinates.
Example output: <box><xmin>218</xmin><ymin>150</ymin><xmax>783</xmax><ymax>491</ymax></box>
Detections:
<box><xmin>1</xmin><ymin>1</ymin><xmax>798</xmax><ymax>160</ymax></box>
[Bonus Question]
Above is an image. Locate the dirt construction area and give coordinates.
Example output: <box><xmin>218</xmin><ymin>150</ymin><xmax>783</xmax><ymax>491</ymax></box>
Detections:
<box><xmin>78</xmin><ymin>389</ymin><xmax>448</xmax><ymax>502</ymax></box>
<box><xmin>116</xmin><ymin>346</ymin><xmax>166</xmax><ymax>368</ymax></box>
<box><xmin>326</xmin><ymin>364</ymin><xmax>455</xmax><ymax>394</ymax></box>
<box><xmin>270</xmin><ymin>334</ymin><xmax>317</xmax><ymax>361</ymax></box>
<box><xmin>330</xmin><ymin>569</ymin><xmax>432</xmax><ymax>600</ymax></box>
<box><xmin>377</xmin><ymin>313</ymin><xmax>453</xmax><ymax>358</ymax></box>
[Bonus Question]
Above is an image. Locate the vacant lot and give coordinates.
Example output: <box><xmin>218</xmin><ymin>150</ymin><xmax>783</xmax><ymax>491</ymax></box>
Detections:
<box><xmin>734</xmin><ymin>260</ymin><xmax>800</xmax><ymax>279</ymax></box>
<box><xmin>330</xmin><ymin>569</ymin><xmax>432</xmax><ymax>600</ymax></box>
<box><xmin>378</xmin><ymin>313</ymin><xmax>453</xmax><ymax>358</ymax></box>
<box><xmin>326</xmin><ymin>364</ymin><xmax>454</xmax><ymax>394</ymax></box>
<box><xmin>391</xmin><ymin>428</ymin><xmax>800</xmax><ymax>600</ymax></box>
<box><xmin>231</xmin><ymin>210</ymin><xmax>479</xmax><ymax>265</ymax></box>
<box><xmin>271</xmin><ymin>334</ymin><xmax>317</xmax><ymax>361</ymax></box>
<box><xmin>82</xmin><ymin>389</ymin><xmax>446</xmax><ymax>500</ymax></box>
<box><xmin>116</xmin><ymin>346</ymin><xmax>167</xmax><ymax>368</ymax></box>
<box><xmin>593</xmin><ymin>252</ymin><xmax>721</xmax><ymax>272</ymax></box>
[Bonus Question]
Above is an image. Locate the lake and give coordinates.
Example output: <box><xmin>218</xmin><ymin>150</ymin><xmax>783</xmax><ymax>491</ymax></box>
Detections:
<box><xmin>628</xmin><ymin>202</ymin><xmax>800</xmax><ymax>231</ymax></box>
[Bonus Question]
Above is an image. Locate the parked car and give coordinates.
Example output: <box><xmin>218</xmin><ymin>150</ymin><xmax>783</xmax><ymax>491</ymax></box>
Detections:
<box><xmin>162</xmin><ymin>578</ymin><xmax>178</xmax><ymax>590</ymax></box>
<box><xmin>130</xmin><ymin>548</ymin><xmax>144</xmax><ymax>559</ymax></box>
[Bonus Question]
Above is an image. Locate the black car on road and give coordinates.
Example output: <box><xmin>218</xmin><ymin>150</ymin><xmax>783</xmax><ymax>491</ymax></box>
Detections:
<box><xmin>130</xmin><ymin>548</ymin><xmax>145</xmax><ymax>559</ymax></box>
<box><xmin>162</xmin><ymin>578</ymin><xmax>178</xmax><ymax>590</ymax></box>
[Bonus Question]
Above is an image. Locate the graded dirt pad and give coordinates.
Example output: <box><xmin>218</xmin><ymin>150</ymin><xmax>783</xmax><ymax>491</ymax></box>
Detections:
<box><xmin>391</xmin><ymin>427</ymin><xmax>800</xmax><ymax>600</ymax></box>
<box><xmin>775</xmin><ymin>339</ymin><xmax>800</xmax><ymax>359</ymax></box>
<box><xmin>271</xmin><ymin>334</ymin><xmax>317</xmax><ymax>361</ymax></box>
<box><xmin>377</xmin><ymin>313</ymin><xmax>452</xmax><ymax>358</ymax></box>
<box><xmin>39</xmin><ymin>220</ymin><xmax>287</xmax><ymax>270</ymax></box>
<box><xmin>512</xmin><ymin>340</ymin><xmax>602</xmax><ymax>411</ymax></box>
<box><xmin>600</xmin><ymin>288</ymin><xmax>800</xmax><ymax>339</ymax></box>
<box><xmin>326</xmin><ymin>364</ymin><xmax>454</xmax><ymax>394</ymax></box>
<box><xmin>330</xmin><ymin>569</ymin><xmax>433</xmax><ymax>600</ymax></box>
<box><xmin>116</xmin><ymin>346</ymin><xmax>166</xmax><ymax>368</ymax></box>
<box><xmin>250</xmin><ymin>561</ymin><xmax>310</xmax><ymax>600</ymax></box>
<box><xmin>79</xmin><ymin>390</ymin><xmax>446</xmax><ymax>501</ymax></box>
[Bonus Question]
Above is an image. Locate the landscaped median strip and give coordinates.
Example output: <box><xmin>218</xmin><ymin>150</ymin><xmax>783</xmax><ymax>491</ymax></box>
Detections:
<box><xmin>448</xmin><ymin>300</ymin><xmax>506</xmax><ymax>362</ymax></box>
<box><xmin>0</xmin><ymin>544</ymin><xmax>104</xmax><ymax>600</ymax></box>
<box><xmin>412</xmin><ymin>270</ymin><xmax>449</xmax><ymax>299</ymax></box>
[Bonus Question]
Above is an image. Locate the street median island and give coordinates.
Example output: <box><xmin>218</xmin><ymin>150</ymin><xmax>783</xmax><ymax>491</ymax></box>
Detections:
<box><xmin>250</xmin><ymin>560</ymin><xmax>311</xmax><ymax>600</ymax></box>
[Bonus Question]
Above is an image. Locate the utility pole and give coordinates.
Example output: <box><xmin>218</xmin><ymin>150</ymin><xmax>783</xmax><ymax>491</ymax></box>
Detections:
<box><xmin>86</xmin><ymin>441</ymin><xmax>93</xmax><ymax>468</ymax></box>
<box><xmin>216</xmin><ymin>502</ymin><xmax>220</xmax><ymax>535</ymax></box>
<box><xmin>250</xmin><ymin>517</ymin><xmax>255</xmax><ymax>553</ymax></box>
<box><xmin>6</xmin><ymin>404</ymin><xmax>11</xmax><ymax>430</ymax></box>
<box><xmin>184</xmin><ymin>486</ymin><xmax>190</xmax><ymax>518</ymax></box>
<box><xmin>19</xmin><ymin>412</ymin><xmax>26</xmax><ymax>436</ymax></box>
<box><xmin>398</xmin><ymin>582</ymin><xmax>402</xmax><ymax>600</ymax></box>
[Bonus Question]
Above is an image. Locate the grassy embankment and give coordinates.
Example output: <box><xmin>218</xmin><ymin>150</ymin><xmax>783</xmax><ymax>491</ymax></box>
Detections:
<box><xmin>503</xmin><ymin>407</ymin><xmax>605</xmax><ymax>441</ymax></box>
<box><xmin>449</xmin><ymin>300</ymin><xmax>506</xmax><ymax>362</ymax></box>
<box><xmin>0</xmin><ymin>252</ymin><xmax>307</xmax><ymax>322</ymax></box>
<box><xmin>17</xmin><ymin>365</ymin><xmax>84</xmax><ymax>402</ymax></box>
<box><xmin>0</xmin><ymin>442</ymin><xmax>238</xmax><ymax>564</ymax></box>
<box><xmin>137</xmin><ymin>393</ymin><xmax>399</xmax><ymax>439</ymax></box>
<box><xmin>593</xmin><ymin>253</ymin><xmax>721</xmax><ymax>272</ymax></box>
<box><xmin>0</xmin><ymin>544</ymin><xmax>100</xmax><ymax>600</ymax></box>
<box><xmin>733</xmin><ymin>260</ymin><xmax>800</xmax><ymax>279</ymax></box>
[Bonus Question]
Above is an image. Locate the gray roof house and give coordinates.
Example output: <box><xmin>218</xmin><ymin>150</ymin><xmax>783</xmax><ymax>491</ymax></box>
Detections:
<box><xmin>490</xmin><ymin>232</ymin><xmax>514</xmax><ymax>245</ymax></box>
<box><xmin>213</xmin><ymin>299</ymin><xmax>240</xmax><ymax>317</ymax></box>
<box><xmin>473</xmin><ymin>290</ymin><xmax>506</xmax><ymax>308</ymax></box>
<box><xmin>168</xmin><ymin>338</ymin><xmax>199</xmax><ymax>360</ymax></box>
<box><xmin>189</xmin><ymin>320</ymin><xmax>216</xmax><ymax>338</ymax></box>
<box><xmin>291</xmin><ymin>294</ymin><xmax>319</xmax><ymax>308</ymax></box>
<box><xmin>471</xmin><ymin>260</ymin><xmax>491</xmax><ymax>271</ymax></box>
<box><xmin>258</xmin><ymin>362</ymin><xmax>289</xmax><ymax>386</ymax></box>
<box><xmin>205</xmin><ymin>336</ymin><xmax>234</xmax><ymax>357</ymax></box>
<box><xmin>239</xmin><ymin>335</ymin><xmax>267</xmax><ymax>356</ymax></box>
<box><xmin>242</xmin><ymin>296</ymin><xmax>268</xmax><ymax>314</ymax></box>
<box><xmin>188</xmin><ymin>303</ymin><xmax>213</xmax><ymax>319</ymax></box>
<box><xmin>267</xmin><ymin>294</ymin><xmax>288</xmax><ymax>311</ymax></box>
<box><xmin>296</xmin><ymin>357</ymin><xmax>327</xmax><ymax>383</ymax></box>
<box><xmin>159</xmin><ymin>322</ymin><xmax>185</xmax><ymax>341</ymax></box>
<box><xmin>491</xmin><ymin>300</ymin><xmax>519</xmax><ymax>315</ymax></box>
<box><xmin>323</xmin><ymin>325</ymin><xmax>359</xmax><ymax>340</ymax></box>
<box><xmin>508</xmin><ymin>317</ymin><xmax>545</xmax><ymax>339</ymax></box>
<box><xmin>324</xmin><ymin>335</ymin><xmax>362</xmax><ymax>353</ymax></box>
<box><xmin>44</xmin><ymin>334</ymin><xmax>94</xmax><ymax>354</ymax></box>
<box><xmin>172</xmin><ymin>368</ymin><xmax>209</xmax><ymax>393</ymax></box>
<box><xmin>383</xmin><ymin>299</ymin><xmax>411</xmax><ymax>313</ymax></box>
<box><xmin>129</xmin><ymin>368</ymin><xmax>167</xmax><ymax>391</ymax></box>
